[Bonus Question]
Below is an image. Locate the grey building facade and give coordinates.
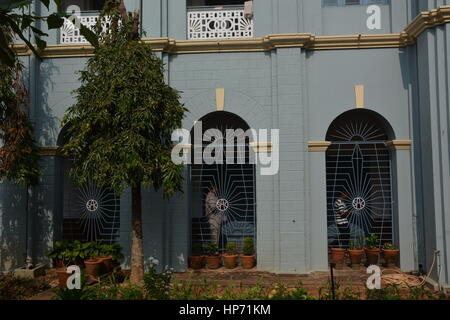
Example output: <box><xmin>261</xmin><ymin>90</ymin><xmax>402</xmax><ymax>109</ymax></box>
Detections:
<box><xmin>1</xmin><ymin>0</ymin><xmax>450</xmax><ymax>289</ymax></box>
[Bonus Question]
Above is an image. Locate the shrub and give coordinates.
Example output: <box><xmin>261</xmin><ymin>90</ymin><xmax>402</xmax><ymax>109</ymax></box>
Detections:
<box><xmin>206</xmin><ymin>242</ymin><xmax>219</xmax><ymax>256</ymax></box>
<box><xmin>225</xmin><ymin>242</ymin><xmax>237</xmax><ymax>255</ymax></box>
<box><xmin>143</xmin><ymin>264</ymin><xmax>173</xmax><ymax>300</ymax></box>
<box><xmin>365</xmin><ymin>234</ymin><xmax>379</xmax><ymax>249</ymax></box>
<box><xmin>0</xmin><ymin>274</ymin><xmax>50</xmax><ymax>300</ymax></box>
<box><xmin>242</xmin><ymin>238</ymin><xmax>254</xmax><ymax>256</ymax></box>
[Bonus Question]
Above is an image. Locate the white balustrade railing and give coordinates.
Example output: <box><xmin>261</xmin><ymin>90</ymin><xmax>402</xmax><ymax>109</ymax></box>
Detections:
<box><xmin>187</xmin><ymin>7</ymin><xmax>253</xmax><ymax>40</ymax></box>
<box><xmin>60</xmin><ymin>7</ymin><xmax>254</xmax><ymax>44</ymax></box>
<box><xmin>60</xmin><ymin>15</ymin><xmax>99</xmax><ymax>44</ymax></box>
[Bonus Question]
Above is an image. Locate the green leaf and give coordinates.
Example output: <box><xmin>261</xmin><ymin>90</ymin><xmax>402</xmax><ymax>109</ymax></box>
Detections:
<box><xmin>79</xmin><ymin>24</ymin><xmax>98</xmax><ymax>47</ymax></box>
<box><xmin>46</xmin><ymin>13</ymin><xmax>64</xmax><ymax>29</ymax></box>
<box><xmin>30</xmin><ymin>25</ymin><xmax>48</xmax><ymax>37</ymax></box>
<box><xmin>35</xmin><ymin>36</ymin><xmax>46</xmax><ymax>50</ymax></box>
<box><xmin>0</xmin><ymin>30</ymin><xmax>15</xmax><ymax>66</ymax></box>
<box><xmin>40</xmin><ymin>0</ymin><xmax>50</xmax><ymax>10</ymax></box>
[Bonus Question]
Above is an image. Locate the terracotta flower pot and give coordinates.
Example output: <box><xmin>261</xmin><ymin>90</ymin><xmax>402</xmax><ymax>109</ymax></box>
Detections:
<box><xmin>56</xmin><ymin>268</ymin><xmax>70</xmax><ymax>288</ymax></box>
<box><xmin>189</xmin><ymin>255</ymin><xmax>203</xmax><ymax>270</ymax></box>
<box><xmin>241</xmin><ymin>255</ymin><xmax>256</xmax><ymax>269</ymax></box>
<box><xmin>96</xmin><ymin>256</ymin><xmax>113</xmax><ymax>273</ymax></box>
<box><xmin>383</xmin><ymin>249</ymin><xmax>399</xmax><ymax>267</ymax></box>
<box><xmin>348</xmin><ymin>249</ymin><xmax>364</xmax><ymax>268</ymax></box>
<box><xmin>330</xmin><ymin>248</ymin><xmax>346</xmax><ymax>265</ymax></box>
<box><xmin>206</xmin><ymin>255</ymin><xmax>221</xmax><ymax>269</ymax></box>
<box><xmin>84</xmin><ymin>259</ymin><xmax>102</xmax><ymax>277</ymax></box>
<box><xmin>365</xmin><ymin>248</ymin><xmax>381</xmax><ymax>266</ymax></box>
<box><xmin>53</xmin><ymin>258</ymin><xmax>64</xmax><ymax>268</ymax></box>
<box><xmin>223</xmin><ymin>255</ymin><xmax>238</xmax><ymax>269</ymax></box>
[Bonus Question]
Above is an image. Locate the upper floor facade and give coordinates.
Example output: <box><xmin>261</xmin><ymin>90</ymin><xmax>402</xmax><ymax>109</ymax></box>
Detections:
<box><xmin>29</xmin><ymin>0</ymin><xmax>435</xmax><ymax>46</ymax></box>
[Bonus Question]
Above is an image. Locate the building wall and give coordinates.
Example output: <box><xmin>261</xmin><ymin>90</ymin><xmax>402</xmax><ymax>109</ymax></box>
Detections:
<box><xmin>0</xmin><ymin>1</ymin><xmax>448</xmax><ymax>288</ymax></box>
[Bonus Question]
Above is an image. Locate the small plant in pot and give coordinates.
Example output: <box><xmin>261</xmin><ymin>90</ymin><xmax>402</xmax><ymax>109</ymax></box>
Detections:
<box><xmin>84</xmin><ymin>242</ymin><xmax>103</xmax><ymax>277</ymax></box>
<box><xmin>347</xmin><ymin>239</ymin><xmax>364</xmax><ymax>269</ymax></box>
<box><xmin>48</xmin><ymin>241</ymin><xmax>84</xmax><ymax>288</ymax></box>
<box><xmin>223</xmin><ymin>242</ymin><xmax>238</xmax><ymax>269</ymax></box>
<box><xmin>241</xmin><ymin>237</ymin><xmax>256</xmax><ymax>269</ymax></box>
<box><xmin>382</xmin><ymin>242</ymin><xmax>399</xmax><ymax>267</ymax></box>
<box><xmin>365</xmin><ymin>234</ymin><xmax>380</xmax><ymax>266</ymax></box>
<box><xmin>96</xmin><ymin>242</ymin><xmax>123</xmax><ymax>273</ymax></box>
<box><xmin>189</xmin><ymin>242</ymin><xmax>204</xmax><ymax>270</ymax></box>
<box><xmin>205</xmin><ymin>242</ymin><xmax>221</xmax><ymax>269</ymax></box>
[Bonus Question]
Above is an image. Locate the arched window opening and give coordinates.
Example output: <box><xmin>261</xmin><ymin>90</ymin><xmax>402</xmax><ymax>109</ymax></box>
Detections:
<box><xmin>326</xmin><ymin>109</ymin><xmax>394</xmax><ymax>250</ymax></box>
<box><xmin>190</xmin><ymin>112</ymin><xmax>256</xmax><ymax>254</ymax></box>
<box><xmin>58</xmin><ymin>126</ymin><xmax>120</xmax><ymax>244</ymax></box>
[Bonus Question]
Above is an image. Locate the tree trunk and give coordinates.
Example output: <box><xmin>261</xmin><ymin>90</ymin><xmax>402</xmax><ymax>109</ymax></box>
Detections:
<box><xmin>130</xmin><ymin>183</ymin><xmax>144</xmax><ymax>283</ymax></box>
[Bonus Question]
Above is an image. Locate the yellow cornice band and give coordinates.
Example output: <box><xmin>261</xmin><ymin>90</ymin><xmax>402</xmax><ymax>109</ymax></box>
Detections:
<box><xmin>11</xmin><ymin>5</ymin><xmax>450</xmax><ymax>57</ymax></box>
<box><xmin>308</xmin><ymin>141</ymin><xmax>332</xmax><ymax>152</ymax></box>
<box><xmin>386</xmin><ymin>140</ymin><xmax>412</xmax><ymax>151</ymax></box>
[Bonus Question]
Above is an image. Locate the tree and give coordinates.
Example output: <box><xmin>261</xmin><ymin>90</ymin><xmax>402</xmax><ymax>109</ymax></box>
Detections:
<box><xmin>0</xmin><ymin>23</ymin><xmax>40</xmax><ymax>185</ymax></box>
<box><xmin>0</xmin><ymin>0</ymin><xmax>97</xmax><ymax>66</ymax></box>
<box><xmin>61</xmin><ymin>0</ymin><xmax>187</xmax><ymax>283</ymax></box>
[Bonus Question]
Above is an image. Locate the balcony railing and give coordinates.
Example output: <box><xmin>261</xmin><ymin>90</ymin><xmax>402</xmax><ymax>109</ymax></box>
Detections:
<box><xmin>59</xmin><ymin>6</ymin><xmax>254</xmax><ymax>44</ymax></box>
<box><xmin>60</xmin><ymin>14</ymin><xmax>99</xmax><ymax>44</ymax></box>
<box><xmin>187</xmin><ymin>6</ymin><xmax>253</xmax><ymax>40</ymax></box>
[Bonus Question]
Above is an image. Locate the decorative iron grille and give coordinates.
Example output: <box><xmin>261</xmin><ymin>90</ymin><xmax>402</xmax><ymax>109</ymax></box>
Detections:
<box><xmin>187</xmin><ymin>7</ymin><xmax>253</xmax><ymax>40</ymax></box>
<box><xmin>326</xmin><ymin>118</ymin><xmax>393</xmax><ymax>249</ymax></box>
<box><xmin>60</xmin><ymin>15</ymin><xmax>100</xmax><ymax>44</ymax></box>
<box><xmin>63</xmin><ymin>175</ymin><xmax>120</xmax><ymax>244</ymax></box>
<box><xmin>190</xmin><ymin>114</ymin><xmax>256</xmax><ymax>254</ymax></box>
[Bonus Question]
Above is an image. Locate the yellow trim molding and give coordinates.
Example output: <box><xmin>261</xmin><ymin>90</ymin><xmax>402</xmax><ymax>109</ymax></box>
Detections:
<box><xmin>216</xmin><ymin>88</ymin><xmax>225</xmax><ymax>111</ymax></box>
<box><xmin>250</xmin><ymin>142</ymin><xmax>272</xmax><ymax>153</ymax></box>
<box><xmin>386</xmin><ymin>140</ymin><xmax>412</xmax><ymax>151</ymax></box>
<box><xmin>308</xmin><ymin>141</ymin><xmax>332</xmax><ymax>152</ymax></box>
<box><xmin>355</xmin><ymin>85</ymin><xmax>365</xmax><ymax>109</ymax></box>
<box><xmin>11</xmin><ymin>5</ymin><xmax>450</xmax><ymax>57</ymax></box>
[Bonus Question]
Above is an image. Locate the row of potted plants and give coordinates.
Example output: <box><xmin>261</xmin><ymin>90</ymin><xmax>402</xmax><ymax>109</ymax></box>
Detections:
<box><xmin>189</xmin><ymin>238</ymin><xmax>256</xmax><ymax>270</ymax></box>
<box><xmin>331</xmin><ymin>234</ymin><xmax>400</xmax><ymax>267</ymax></box>
<box><xmin>47</xmin><ymin>240</ymin><xmax>123</xmax><ymax>287</ymax></box>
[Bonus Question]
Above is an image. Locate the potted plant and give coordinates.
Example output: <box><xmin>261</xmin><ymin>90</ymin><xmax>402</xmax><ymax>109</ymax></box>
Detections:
<box><xmin>223</xmin><ymin>242</ymin><xmax>238</xmax><ymax>269</ymax></box>
<box><xmin>382</xmin><ymin>242</ymin><xmax>399</xmax><ymax>267</ymax></box>
<box><xmin>365</xmin><ymin>234</ymin><xmax>380</xmax><ymax>266</ymax></box>
<box><xmin>205</xmin><ymin>242</ymin><xmax>221</xmax><ymax>269</ymax></box>
<box><xmin>96</xmin><ymin>241</ymin><xmax>122</xmax><ymax>273</ymax></box>
<box><xmin>241</xmin><ymin>237</ymin><xmax>256</xmax><ymax>269</ymax></box>
<box><xmin>83</xmin><ymin>242</ymin><xmax>103</xmax><ymax>277</ymax></box>
<box><xmin>48</xmin><ymin>241</ymin><xmax>84</xmax><ymax>288</ymax></box>
<box><xmin>347</xmin><ymin>239</ymin><xmax>364</xmax><ymax>269</ymax></box>
<box><xmin>189</xmin><ymin>242</ymin><xmax>204</xmax><ymax>270</ymax></box>
<box><xmin>330</xmin><ymin>247</ymin><xmax>346</xmax><ymax>266</ymax></box>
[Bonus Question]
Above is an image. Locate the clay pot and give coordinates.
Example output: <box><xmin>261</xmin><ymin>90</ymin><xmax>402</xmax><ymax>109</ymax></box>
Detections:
<box><xmin>56</xmin><ymin>268</ymin><xmax>70</xmax><ymax>288</ymax></box>
<box><xmin>241</xmin><ymin>255</ymin><xmax>256</xmax><ymax>269</ymax></box>
<box><xmin>206</xmin><ymin>255</ymin><xmax>221</xmax><ymax>269</ymax></box>
<box><xmin>348</xmin><ymin>249</ymin><xmax>364</xmax><ymax>268</ymax></box>
<box><xmin>383</xmin><ymin>249</ymin><xmax>399</xmax><ymax>267</ymax></box>
<box><xmin>84</xmin><ymin>259</ymin><xmax>102</xmax><ymax>277</ymax></box>
<box><xmin>189</xmin><ymin>255</ymin><xmax>203</xmax><ymax>270</ymax></box>
<box><xmin>223</xmin><ymin>255</ymin><xmax>238</xmax><ymax>269</ymax></box>
<box><xmin>365</xmin><ymin>248</ymin><xmax>381</xmax><ymax>266</ymax></box>
<box><xmin>96</xmin><ymin>256</ymin><xmax>113</xmax><ymax>273</ymax></box>
<box><xmin>330</xmin><ymin>248</ymin><xmax>346</xmax><ymax>265</ymax></box>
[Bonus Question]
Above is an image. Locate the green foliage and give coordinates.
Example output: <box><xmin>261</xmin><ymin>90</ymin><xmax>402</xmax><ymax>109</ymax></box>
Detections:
<box><xmin>61</xmin><ymin>1</ymin><xmax>187</xmax><ymax>196</ymax></box>
<box><xmin>192</xmin><ymin>242</ymin><xmax>203</xmax><ymax>256</ymax></box>
<box><xmin>0</xmin><ymin>274</ymin><xmax>50</xmax><ymax>300</ymax></box>
<box><xmin>143</xmin><ymin>265</ymin><xmax>173</xmax><ymax>300</ymax></box>
<box><xmin>226</xmin><ymin>242</ymin><xmax>237</xmax><ymax>255</ymax></box>
<box><xmin>365</xmin><ymin>234</ymin><xmax>379</xmax><ymax>249</ymax></box>
<box><xmin>268</xmin><ymin>281</ymin><xmax>315</xmax><ymax>300</ymax></box>
<box><xmin>366</xmin><ymin>285</ymin><xmax>402</xmax><ymax>300</ymax></box>
<box><xmin>0</xmin><ymin>51</ymin><xmax>41</xmax><ymax>185</ymax></box>
<box><xmin>383</xmin><ymin>242</ymin><xmax>397</xmax><ymax>250</ymax></box>
<box><xmin>206</xmin><ymin>242</ymin><xmax>219</xmax><ymax>256</ymax></box>
<box><xmin>242</xmin><ymin>237</ymin><xmax>254</xmax><ymax>256</ymax></box>
<box><xmin>0</xmin><ymin>0</ymin><xmax>96</xmax><ymax>66</ymax></box>
<box><xmin>47</xmin><ymin>241</ymin><xmax>123</xmax><ymax>265</ymax></box>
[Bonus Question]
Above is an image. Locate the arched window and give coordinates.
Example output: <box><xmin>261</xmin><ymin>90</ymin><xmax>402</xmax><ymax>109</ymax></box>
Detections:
<box><xmin>325</xmin><ymin>109</ymin><xmax>394</xmax><ymax>249</ymax></box>
<box><xmin>190</xmin><ymin>112</ymin><xmax>256</xmax><ymax>254</ymax></box>
<box><xmin>57</xmin><ymin>127</ymin><xmax>120</xmax><ymax>244</ymax></box>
